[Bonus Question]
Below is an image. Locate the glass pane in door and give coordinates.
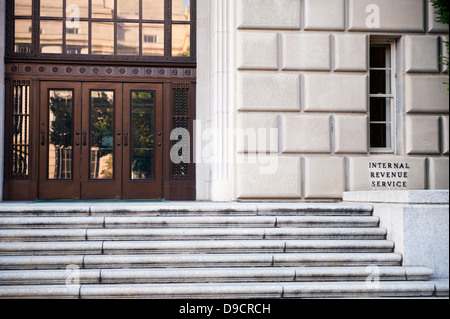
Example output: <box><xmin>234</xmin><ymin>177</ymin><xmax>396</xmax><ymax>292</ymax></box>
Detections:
<box><xmin>131</xmin><ymin>91</ymin><xmax>155</xmax><ymax>180</ymax></box>
<box><xmin>90</xmin><ymin>90</ymin><xmax>114</xmax><ymax>180</ymax></box>
<box><xmin>48</xmin><ymin>90</ymin><xmax>73</xmax><ymax>180</ymax></box>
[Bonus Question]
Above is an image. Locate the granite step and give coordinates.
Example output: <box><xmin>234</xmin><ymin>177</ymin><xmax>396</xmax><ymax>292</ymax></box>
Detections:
<box><xmin>0</xmin><ymin>253</ymin><xmax>403</xmax><ymax>270</ymax></box>
<box><xmin>0</xmin><ymin>202</ymin><xmax>374</xmax><ymax>217</ymax></box>
<box><xmin>0</xmin><ymin>267</ymin><xmax>433</xmax><ymax>285</ymax></box>
<box><xmin>0</xmin><ymin>227</ymin><xmax>387</xmax><ymax>242</ymax></box>
<box><xmin>0</xmin><ymin>239</ymin><xmax>395</xmax><ymax>256</ymax></box>
<box><xmin>0</xmin><ymin>216</ymin><xmax>380</xmax><ymax>229</ymax></box>
<box><xmin>0</xmin><ymin>281</ymin><xmax>440</xmax><ymax>299</ymax></box>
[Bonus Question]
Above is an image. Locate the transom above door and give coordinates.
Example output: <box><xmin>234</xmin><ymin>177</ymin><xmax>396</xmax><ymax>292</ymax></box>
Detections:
<box><xmin>7</xmin><ymin>0</ymin><xmax>196</xmax><ymax>63</ymax></box>
<box><xmin>39</xmin><ymin>81</ymin><xmax>163</xmax><ymax>200</ymax></box>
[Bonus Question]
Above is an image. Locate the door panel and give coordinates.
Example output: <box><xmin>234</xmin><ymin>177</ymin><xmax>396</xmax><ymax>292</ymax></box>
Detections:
<box><xmin>39</xmin><ymin>82</ymin><xmax>81</xmax><ymax>199</ymax></box>
<box><xmin>81</xmin><ymin>83</ymin><xmax>123</xmax><ymax>199</ymax></box>
<box><xmin>123</xmin><ymin>83</ymin><xmax>163</xmax><ymax>199</ymax></box>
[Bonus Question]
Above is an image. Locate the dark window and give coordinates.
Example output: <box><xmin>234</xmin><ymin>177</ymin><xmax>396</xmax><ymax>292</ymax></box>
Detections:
<box><xmin>369</xmin><ymin>42</ymin><xmax>395</xmax><ymax>151</ymax></box>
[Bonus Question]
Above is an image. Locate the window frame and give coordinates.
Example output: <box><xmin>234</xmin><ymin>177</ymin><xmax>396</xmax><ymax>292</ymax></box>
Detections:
<box><xmin>5</xmin><ymin>0</ymin><xmax>196</xmax><ymax>65</ymax></box>
<box><xmin>369</xmin><ymin>39</ymin><xmax>397</xmax><ymax>154</ymax></box>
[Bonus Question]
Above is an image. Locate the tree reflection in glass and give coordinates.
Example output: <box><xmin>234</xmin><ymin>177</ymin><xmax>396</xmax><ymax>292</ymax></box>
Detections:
<box><xmin>48</xmin><ymin>90</ymin><xmax>73</xmax><ymax>180</ymax></box>
<box><xmin>131</xmin><ymin>91</ymin><xmax>155</xmax><ymax>180</ymax></box>
<box><xmin>90</xmin><ymin>91</ymin><xmax>114</xmax><ymax>180</ymax></box>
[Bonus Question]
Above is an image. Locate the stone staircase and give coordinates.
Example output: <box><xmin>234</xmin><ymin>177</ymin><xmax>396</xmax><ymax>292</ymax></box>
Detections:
<box><xmin>0</xmin><ymin>202</ymin><xmax>445</xmax><ymax>298</ymax></box>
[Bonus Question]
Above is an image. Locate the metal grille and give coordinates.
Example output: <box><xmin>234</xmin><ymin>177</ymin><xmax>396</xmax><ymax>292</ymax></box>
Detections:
<box><xmin>171</xmin><ymin>84</ymin><xmax>190</xmax><ymax>180</ymax></box>
<box><xmin>11</xmin><ymin>80</ymin><xmax>31</xmax><ymax>179</ymax></box>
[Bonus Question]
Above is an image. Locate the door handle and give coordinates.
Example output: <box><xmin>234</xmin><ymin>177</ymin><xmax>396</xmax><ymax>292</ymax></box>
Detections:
<box><xmin>76</xmin><ymin>131</ymin><xmax>81</xmax><ymax>146</ymax></box>
<box><xmin>124</xmin><ymin>132</ymin><xmax>128</xmax><ymax>147</ymax></box>
<box><xmin>83</xmin><ymin>131</ymin><xmax>87</xmax><ymax>146</ymax></box>
<box><xmin>41</xmin><ymin>131</ymin><xmax>45</xmax><ymax>146</ymax></box>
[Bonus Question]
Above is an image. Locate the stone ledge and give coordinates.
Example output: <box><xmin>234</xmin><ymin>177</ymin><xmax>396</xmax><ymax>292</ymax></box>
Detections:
<box><xmin>343</xmin><ymin>190</ymin><xmax>449</xmax><ymax>205</ymax></box>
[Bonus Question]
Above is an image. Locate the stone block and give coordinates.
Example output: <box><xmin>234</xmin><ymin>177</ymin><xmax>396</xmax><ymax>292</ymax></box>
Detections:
<box><xmin>442</xmin><ymin>116</ymin><xmax>449</xmax><ymax>155</ymax></box>
<box><xmin>405</xmin><ymin>115</ymin><xmax>440</xmax><ymax>155</ymax></box>
<box><xmin>348</xmin><ymin>0</ymin><xmax>424</xmax><ymax>32</ymax></box>
<box><xmin>334</xmin><ymin>115</ymin><xmax>369</xmax><ymax>154</ymax></box>
<box><xmin>236</xmin><ymin>156</ymin><xmax>301</xmax><ymax>199</ymax></box>
<box><xmin>282</xmin><ymin>33</ymin><xmax>331</xmax><ymax>71</ymax></box>
<box><xmin>358</xmin><ymin>194</ymin><xmax>450</xmax><ymax>279</ymax></box>
<box><xmin>402</xmin><ymin>205</ymin><xmax>449</xmax><ymax>279</ymax></box>
<box><xmin>427</xmin><ymin>1</ymin><xmax>449</xmax><ymax>33</ymax></box>
<box><xmin>236</xmin><ymin>32</ymin><xmax>278</xmax><ymax>70</ymax></box>
<box><xmin>405</xmin><ymin>36</ymin><xmax>440</xmax><ymax>73</ymax></box>
<box><xmin>237</xmin><ymin>72</ymin><xmax>301</xmax><ymax>111</ymax></box>
<box><xmin>304</xmin><ymin>74</ymin><xmax>368</xmax><ymax>112</ymax></box>
<box><xmin>304</xmin><ymin>157</ymin><xmax>346</xmax><ymax>199</ymax></box>
<box><xmin>428</xmin><ymin>157</ymin><xmax>449</xmax><ymax>190</ymax></box>
<box><xmin>334</xmin><ymin>34</ymin><xmax>368</xmax><ymax>72</ymax></box>
<box><xmin>343</xmin><ymin>190</ymin><xmax>449</xmax><ymax>204</ymax></box>
<box><xmin>237</xmin><ymin>0</ymin><xmax>301</xmax><ymax>30</ymax></box>
<box><xmin>405</xmin><ymin>75</ymin><xmax>449</xmax><ymax>113</ymax></box>
<box><xmin>236</xmin><ymin>113</ymin><xmax>279</xmax><ymax>153</ymax></box>
<box><xmin>304</xmin><ymin>0</ymin><xmax>345</xmax><ymax>31</ymax></box>
<box><xmin>348</xmin><ymin>156</ymin><xmax>426</xmax><ymax>191</ymax></box>
<box><xmin>281</xmin><ymin>115</ymin><xmax>331</xmax><ymax>153</ymax></box>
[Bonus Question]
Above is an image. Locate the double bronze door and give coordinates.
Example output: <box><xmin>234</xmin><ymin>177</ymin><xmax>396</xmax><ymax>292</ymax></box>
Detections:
<box><xmin>39</xmin><ymin>81</ymin><xmax>163</xmax><ymax>200</ymax></box>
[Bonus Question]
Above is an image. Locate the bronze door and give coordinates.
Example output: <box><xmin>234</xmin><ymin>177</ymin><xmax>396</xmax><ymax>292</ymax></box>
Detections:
<box><xmin>122</xmin><ymin>83</ymin><xmax>163</xmax><ymax>199</ymax></box>
<box><xmin>80</xmin><ymin>82</ymin><xmax>122</xmax><ymax>199</ymax></box>
<box><xmin>39</xmin><ymin>81</ymin><xmax>163</xmax><ymax>200</ymax></box>
<box><xmin>39</xmin><ymin>82</ymin><xmax>82</xmax><ymax>199</ymax></box>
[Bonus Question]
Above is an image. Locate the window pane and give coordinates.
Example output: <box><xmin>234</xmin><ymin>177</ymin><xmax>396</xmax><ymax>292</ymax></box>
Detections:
<box><xmin>66</xmin><ymin>21</ymin><xmax>89</xmax><ymax>54</ymax></box>
<box><xmin>117</xmin><ymin>0</ymin><xmax>139</xmax><ymax>19</ymax></box>
<box><xmin>370</xmin><ymin>45</ymin><xmax>391</xmax><ymax>68</ymax></box>
<box><xmin>40</xmin><ymin>20</ymin><xmax>63</xmax><ymax>53</ymax></box>
<box><xmin>142</xmin><ymin>23</ymin><xmax>164</xmax><ymax>56</ymax></box>
<box><xmin>90</xmin><ymin>91</ymin><xmax>114</xmax><ymax>180</ymax></box>
<box><xmin>142</xmin><ymin>0</ymin><xmax>165</xmax><ymax>20</ymax></box>
<box><xmin>131</xmin><ymin>91</ymin><xmax>155</xmax><ymax>180</ymax></box>
<box><xmin>117</xmin><ymin>23</ymin><xmax>139</xmax><ymax>55</ymax></box>
<box><xmin>370</xmin><ymin>98</ymin><xmax>392</xmax><ymax>122</ymax></box>
<box><xmin>370</xmin><ymin>124</ymin><xmax>391</xmax><ymax>148</ymax></box>
<box><xmin>15</xmin><ymin>0</ymin><xmax>32</xmax><ymax>16</ymax></box>
<box><xmin>48</xmin><ymin>90</ymin><xmax>73</xmax><ymax>180</ymax></box>
<box><xmin>67</xmin><ymin>0</ymin><xmax>89</xmax><ymax>19</ymax></box>
<box><xmin>370</xmin><ymin>70</ymin><xmax>391</xmax><ymax>94</ymax></box>
<box><xmin>92</xmin><ymin>0</ymin><xmax>115</xmax><ymax>19</ymax></box>
<box><xmin>14</xmin><ymin>19</ymin><xmax>32</xmax><ymax>53</ymax></box>
<box><xmin>40</xmin><ymin>0</ymin><xmax>63</xmax><ymax>17</ymax></box>
<box><xmin>173</xmin><ymin>0</ymin><xmax>191</xmax><ymax>21</ymax></box>
<box><xmin>172</xmin><ymin>24</ymin><xmax>190</xmax><ymax>57</ymax></box>
<box><xmin>92</xmin><ymin>22</ymin><xmax>114</xmax><ymax>55</ymax></box>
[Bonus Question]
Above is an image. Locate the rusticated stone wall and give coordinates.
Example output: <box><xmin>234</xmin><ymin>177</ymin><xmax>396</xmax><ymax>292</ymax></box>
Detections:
<box><xmin>233</xmin><ymin>0</ymin><xmax>449</xmax><ymax>200</ymax></box>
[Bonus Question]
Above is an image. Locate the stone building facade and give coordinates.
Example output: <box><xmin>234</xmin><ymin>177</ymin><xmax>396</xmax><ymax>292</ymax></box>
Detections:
<box><xmin>0</xmin><ymin>0</ymin><xmax>449</xmax><ymax>201</ymax></box>
<box><xmin>196</xmin><ymin>0</ymin><xmax>449</xmax><ymax>201</ymax></box>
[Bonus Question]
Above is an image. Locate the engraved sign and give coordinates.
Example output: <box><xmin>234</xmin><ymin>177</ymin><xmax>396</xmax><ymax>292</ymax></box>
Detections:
<box><xmin>369</xmin><ymin>162</ymin><xmax>410</xmax><ymax>188</ymax></box>
<box><xmin>348</xmin><ymin>157</ymin><xmax>426</xmax><ymax>191</ymax></box>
